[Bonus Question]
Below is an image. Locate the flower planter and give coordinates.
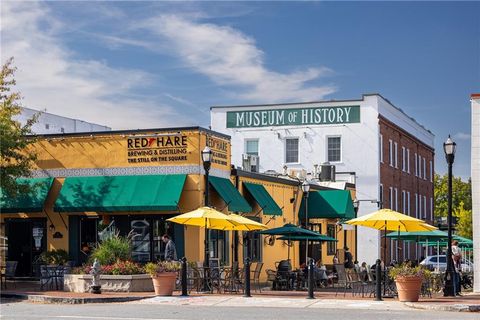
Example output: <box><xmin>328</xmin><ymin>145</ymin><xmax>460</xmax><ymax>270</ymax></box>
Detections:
<box><xmin>394</xmin><ymin>275</ymin><xmax>423</xmax><ymax>302</ymax></box>
<box><xmin>151</xmin><ymin>272</ymin><xmax>177</xmax><ymax>296</ymax></box>
<box><xmin>64</xmin><ymin>274</ymin><xmax>153</xmax><ymax>293</ymax></box>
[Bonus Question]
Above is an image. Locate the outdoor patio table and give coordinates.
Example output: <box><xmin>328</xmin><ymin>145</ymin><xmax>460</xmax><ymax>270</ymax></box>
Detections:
<box><xmin>46</xmin><ymin>265</ymin><xmax>64</xmax><ymax>290</ymax></box>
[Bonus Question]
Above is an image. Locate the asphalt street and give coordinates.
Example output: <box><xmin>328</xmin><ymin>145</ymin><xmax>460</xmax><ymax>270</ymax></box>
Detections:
<box><xmin>0</xmin><ymin>299</ymin><xmax>479</xmax><ymax>320</ymax></box>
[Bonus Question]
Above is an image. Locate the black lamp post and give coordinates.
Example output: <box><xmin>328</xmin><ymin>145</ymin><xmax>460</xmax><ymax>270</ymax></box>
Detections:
<box><xmin>353</xmin><ymin>200</ymin><xmax>359</xmax><ymax>262</ymax></box>
<box><xmin>201</xmin><ymin>146</ymin><xmax>213</xmax><ymax>291</ymax></box>
<box><xmin>443</xmin><ymin>135</ymin><xmax>456</xmax><ymax>297</ymax></box>
<box><xmin>302</xmin><ymin>180</ymin><xmax>310</xmax><ymax>264</ymax></box>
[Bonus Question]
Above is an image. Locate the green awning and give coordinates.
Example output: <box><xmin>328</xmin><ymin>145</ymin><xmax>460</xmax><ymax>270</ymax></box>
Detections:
<box><xmin>208</xmin><ymin>176</ymin><xmax>252</xmax><ymax>213</ymax></box>
<box><xmin>243</xmin><ymin>182</ymin><xmax>282</xmax><ymax>216</ymax></box>
<box><xmin>1</xmin><ymin>178</ymin><xmax>54</xmax><ymax>213</ymax></box>
<box><xmin>299</xmin><ymin>190</ymin><xmax>355</xmax><ymax>220</ymax></box>
<box><xmin>54</xmin><ymin>174</ymin><xmax>186</xmax><ymax>212</ymax></box>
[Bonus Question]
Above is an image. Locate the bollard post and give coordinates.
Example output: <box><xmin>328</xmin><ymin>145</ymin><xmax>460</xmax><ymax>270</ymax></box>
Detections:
<box><xmin>181</xmin><ymin>257</ymin><xmax>188</xmax><ymax>296</ymax></box>
<box><xmin>244</xmin><ymin>257</ymin><xmax>251</xmax><ymax>297</ymax></box>
<box><xmin>375</xmin><ymin>259</ymin><xmax>382</xmax><ymax>301</ymax></box>
<box><xmin>307</xmin><ymin>258</ymin><xmax>315</xmax><ymax>299</ymax></box>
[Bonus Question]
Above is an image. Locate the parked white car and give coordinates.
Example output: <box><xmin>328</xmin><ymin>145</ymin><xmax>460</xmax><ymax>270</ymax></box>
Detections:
<box><xmin>419</xmin><ymin>255</ymin><xmax>474</xmax><ymax>272</ymax></box>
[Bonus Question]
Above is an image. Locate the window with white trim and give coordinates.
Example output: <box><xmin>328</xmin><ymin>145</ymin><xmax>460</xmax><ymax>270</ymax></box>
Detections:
<box><xmin>327</xmin><ymin>136</ymin><xmax>341</xmax><ymax>162</ymax></box>
<box><xmin>389</xmin><ymin>140</ymin><xmax>393</xmax><ymax>167</ymax></box>
<box><xmin>418</xmin><ymin>155</ymin><xmax>422</xmax><ymax>179</ymax></box>
<box><xmin>394</xmin><ymin>142</ymin><xmax>398</xmax><ymax>168</ymax></box>
<box><xmin>415</xmin><ymin>193</ymin><xmax>418</xmax><ymax>218</ymax></box>
<box><xmin>285</xmin><ymin>138</ymin><xmax>299</xmax><ymax>163</ymax></box>
<box><xmin>414</xmin><ymin>153</ymin><xmax>418</xmax><ymax>176</ymax></box>
<box><xmin>402</xmin><ymin>190</ymin><xmax>406</xmax><ymax>213</ymax></box>
<box><xmin>407</xmin><ymin>149</ymin><xmax>410</xmax><ymax>173</ymax></box>
<box><xmin>407</xmin><ymin>192</ymin><xmax>411</xmax><ymax>215</ymax></box>
<box><xmin>380</xmin><ymin>135</ymin><xmax>384</xmax><ymax>163</ymax></box>
<box><xmin>394</xmin><ymin>188</ymin><xmax>398</xmax><ymax>211</ymax></box>
<box><xmin>245</xmin><ymin>139</ymin><xmax>259</xmax><ymax>156</ymax></box>
<box><xmin>419</xmin><ymin>195</ymin><xmax>423</xmax><ymax>219</ymax></box>
<box><xmin>401</xmin><ymin>147</ymin><xmax>406</xmax><ymax>171</ymax></box>
<box><xmin>379</xmin><ymin>184</ymin><xmax>384</xmax><ymax>207</ymax></box>
<box><xmin>423</xmin><ymin>195</ymin><xmax>427</xmax><ymax>219</ymax></box>
<box><xmin>389</xmin><ymin>187</ymin><xmax>393</xmax><ymax>210</ymax></box>
<box><xmin>423</xmin><ymin>158</ymin><xmax>426</xmax><ymax>180</ymax></box>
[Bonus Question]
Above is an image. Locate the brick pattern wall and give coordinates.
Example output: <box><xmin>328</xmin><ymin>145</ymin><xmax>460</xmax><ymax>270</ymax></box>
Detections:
<box><xmin>378</xmin><ymin>116</ymin><xmax>434</xmax><ymax>264</ymax></box>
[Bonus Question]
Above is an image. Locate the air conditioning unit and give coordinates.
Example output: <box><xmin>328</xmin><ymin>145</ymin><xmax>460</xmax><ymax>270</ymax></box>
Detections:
<box><xmin>242</xmin><ymin>154</ymin><xmax>259</xmax><ymax>173</ymax></box>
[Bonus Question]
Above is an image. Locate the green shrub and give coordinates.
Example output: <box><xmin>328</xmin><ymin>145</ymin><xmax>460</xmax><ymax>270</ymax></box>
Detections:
<box><xmin>389</xmin><ymin>262</ymin><xmax>432</xmax><ymax>280</ymax></box>
<box><xmin>90</xmin><ymin>234</ymin><xmax>131</xmax><ymax>265</ymax></box>
<box><xmin>39</xmin><ymin>249</ymin><xmax>70</xmax><ymax>265</ymax></box>
<box><xmin>145</xmin><ymin>261</ymin><xmax>181</xmax><ymax>276</ymax></box>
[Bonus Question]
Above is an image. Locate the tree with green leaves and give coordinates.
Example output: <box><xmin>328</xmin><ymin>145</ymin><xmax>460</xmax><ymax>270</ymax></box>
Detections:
<box><xmin>434</xmin><ymin>173</ymin><xmax>472</xmax><ymax>239</ymax></box>
<box><xmin>1</xmin><ymin>57</ymin><xmax>38</xmax><ymax>196</ymax></box>
<box><xmin>454</xmin><ymin>201</ymin><xmax>472</xmax><ymax>239</ymax></box>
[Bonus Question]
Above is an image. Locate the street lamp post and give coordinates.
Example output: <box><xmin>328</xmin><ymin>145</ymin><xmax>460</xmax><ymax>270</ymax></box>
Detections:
<box><xmin>201</xmin><ymin>146</ymin><xmax>213</xmax><ymax>292</ymax></box>
<box><xmin>443</xmin><ymin>135</ymin><xmax>456</xmax><ymax>297</ymax></box>
<box><xmin>302</xmin><ymin>180</ymin><xmax>310</xmax><ymax>265</ymax></box>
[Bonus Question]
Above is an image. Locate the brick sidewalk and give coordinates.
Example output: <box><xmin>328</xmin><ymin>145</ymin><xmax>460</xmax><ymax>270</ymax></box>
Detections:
<box><xmin>1</xmin><ymin>280</ymin><xmax>478</xmax><ymax>311</ymax></box>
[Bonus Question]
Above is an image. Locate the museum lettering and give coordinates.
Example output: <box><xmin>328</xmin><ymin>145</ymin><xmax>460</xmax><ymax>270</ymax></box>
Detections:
<box><xmin>226</xmin><ymin>105</ymin><xmax>360</xmax><ymax>128</ymax></box>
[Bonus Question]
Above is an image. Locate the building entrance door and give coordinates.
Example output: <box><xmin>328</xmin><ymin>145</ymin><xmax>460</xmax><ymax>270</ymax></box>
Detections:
<box><xmin>6</xmin><ymin>218</ymin><xmax>47</xmax><ymax>276</ymax></box>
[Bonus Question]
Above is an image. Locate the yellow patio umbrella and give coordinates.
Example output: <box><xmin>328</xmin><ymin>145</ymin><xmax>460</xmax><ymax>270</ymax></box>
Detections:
<box><xmin>221</xmin><ymin>214</ymin><xmax>268</xmax><ymax>231</ymax></box>
<box><xmin>166</xmin><ymin>206</ymin><xmax>240</xmax><ymax>230</ymax></box>
<box><xmin>346</xmin><ymin>208</ymin><xmax>436</xmax><ymax>264</ymax></box>
<box><xmin>346</xmin><ymin>209</ymin><xmax>437</xmax><ymax>232</ymax></box>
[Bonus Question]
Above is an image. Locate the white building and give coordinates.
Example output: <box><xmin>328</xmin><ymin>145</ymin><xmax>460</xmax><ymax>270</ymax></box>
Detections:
<box><xmin>17</xmin><ymin>107</ymin><xmax>111</xmax><ymax>134</ymax></box>
<box><xmin>211</xmin><ymin>94</ymin><xmax>435</xmax><ymax>264</ymax></box>
<box><xmin>471</xmin><ymin>94</ymin><xmax>480</xmax><ymax>293</ymax></box>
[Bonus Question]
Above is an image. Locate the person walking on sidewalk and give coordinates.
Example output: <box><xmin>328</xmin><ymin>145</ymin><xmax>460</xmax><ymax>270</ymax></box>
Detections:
<box><xmin>162</xmin><ymin>234</ymin><xmax>177</xmax><ymax>261</ymax></box>
<box><xmin>451</xmin><ymin>240</ymin><xmax>462</xmax><ymax>295</ymax></box>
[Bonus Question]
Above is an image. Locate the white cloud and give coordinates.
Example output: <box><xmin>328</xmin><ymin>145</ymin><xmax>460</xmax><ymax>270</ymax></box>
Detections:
<box><xmin>453</xmin><ymin>132</ymin><xmax>470</xmax><ymax>140</ymax></box>
<box><xmin>141</xmin><ymin>15</ymin><xmax>336</xmax><ymax>103</ymax></box>
<box><xmin>1</xmin><ymin>1</ymin><xmax>184</xmax><ymax>129</ymax></box>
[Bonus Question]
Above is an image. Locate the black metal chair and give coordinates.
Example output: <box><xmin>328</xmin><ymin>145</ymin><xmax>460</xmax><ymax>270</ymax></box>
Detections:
<box><xmin>40</xmin><ymin>265</ymin><xmax>53</xmax><ymax>290</ymax></box>
<box><xmin>3</xmin><ymin>261</ymin><xmax>18</xmax><ymax>289</ymax></box>
<box><xmin>252</xmin><ymin>262</ymin><xmax>264</xmax><ymax>292</ymax></box>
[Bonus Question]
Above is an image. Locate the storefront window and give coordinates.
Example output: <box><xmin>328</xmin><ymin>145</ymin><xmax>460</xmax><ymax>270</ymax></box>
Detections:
<box><xmin>80</xmin><ymin>218</ymin><xmax>98</xmax><ymax>258</ymax></box>
<box><xmin>244</xmin><ymin>217</ymin><xmax>262</xmax><ymax>262</ymax></box>
<box><xmin>327</xmin><ymin>224</ymin><xmax>336</xmax><ymax>255</ymax></box>
<box><xmin>130</xmin><ymin>219</ymin><xmax>151</xmax><ymax>263</ymax></box>
<box><xmin>209</xmin><ymin>230</ymin><xmax>229</xmax><ymax>265</ymax></box>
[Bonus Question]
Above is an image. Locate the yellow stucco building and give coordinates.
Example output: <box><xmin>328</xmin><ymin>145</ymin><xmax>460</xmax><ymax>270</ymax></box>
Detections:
<box><xmin>1</xmin><ymin>127</ymin><xmax>356</xmax><ymax>281</ymax></box>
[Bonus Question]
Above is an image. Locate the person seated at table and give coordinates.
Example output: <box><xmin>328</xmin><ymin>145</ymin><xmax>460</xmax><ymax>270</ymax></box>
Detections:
<box><xmin>354</xmin><ymin>260</ymin><xmax>361</xmax><ymax>273</ymax></box>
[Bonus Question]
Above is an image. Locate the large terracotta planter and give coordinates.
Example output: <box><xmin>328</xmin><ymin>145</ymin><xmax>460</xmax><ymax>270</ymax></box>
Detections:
<box><xmin>151</xmin><ymin>272</ymin><xmax>177</xmax><ymax>296</ymax></box>
<box><xmin>395</xmin><ymin>276</ymin><xmax>423</xmax><ymax>302</ymax></box>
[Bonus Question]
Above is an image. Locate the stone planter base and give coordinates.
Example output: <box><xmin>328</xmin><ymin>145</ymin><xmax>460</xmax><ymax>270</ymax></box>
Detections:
<box><xmin>64</xmin><ymin>274</ymin><xmax>153</xmax><ymax>293</ymax></box>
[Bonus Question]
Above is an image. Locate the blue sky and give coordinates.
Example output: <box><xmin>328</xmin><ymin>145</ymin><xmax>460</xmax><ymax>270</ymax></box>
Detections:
<box><xmin>2</xmin><ymin>1</ymin><xmax>479</xmax><ymax>179</ymax></box>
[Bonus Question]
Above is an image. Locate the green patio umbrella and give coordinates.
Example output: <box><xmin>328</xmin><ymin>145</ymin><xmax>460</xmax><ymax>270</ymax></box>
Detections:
<box><xmin>385</xmin><ymin>230</ymin><xmax>449</xmax><ymax>266</ymax></box>
<box><xmin>258</xmin><ymin>223</ymin><xmax>325</xmax><ymax>259</ymax></box>
<box><xmin>277</xmin><ymin>234</ymin><xmax>338</xmax><ymax>242</ymax></box>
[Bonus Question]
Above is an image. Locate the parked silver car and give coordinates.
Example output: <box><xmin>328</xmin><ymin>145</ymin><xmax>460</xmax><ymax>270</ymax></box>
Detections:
<box><xmin>419</xmin><ymin>255</ymin><xmax>474</xmax><ymax>272</ymax></box>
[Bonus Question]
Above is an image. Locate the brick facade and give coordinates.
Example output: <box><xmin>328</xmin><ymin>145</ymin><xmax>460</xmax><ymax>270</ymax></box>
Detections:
<box><xmin>379</xmin><ymin>115</ymin><xmax>435</xmax><ymax>263</ymax></box>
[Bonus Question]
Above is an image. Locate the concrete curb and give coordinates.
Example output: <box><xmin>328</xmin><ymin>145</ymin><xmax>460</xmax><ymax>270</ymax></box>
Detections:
<box><xmin>404</xmin><ymin>302</ymin><xmax>480</xmax><ymax>312</ymax></box>
<box><xmin>1</xmin><ymin>293</ymin><xmax>150</xmax><ymax>304</ymax></box>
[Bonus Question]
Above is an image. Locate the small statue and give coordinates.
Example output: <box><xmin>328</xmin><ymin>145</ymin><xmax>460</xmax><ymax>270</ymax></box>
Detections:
<box><xmin>90</xmin><ymin>258</ymin><xmax>102</xmax><ymax>294</ymax></box>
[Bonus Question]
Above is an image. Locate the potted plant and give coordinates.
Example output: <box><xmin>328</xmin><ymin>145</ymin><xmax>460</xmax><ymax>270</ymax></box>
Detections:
<box><xmin>39</xmin><ymin>249</ymin><xmax>70</xmax><ymax>265</ymax></box>
<box><xmin>389</xmin><ymin>263</ymin><xmax>431</xmax><ymax>302</ymax></box>
<box><xmin>145</xmin><ymin>261</ymin><xmax>181</xmax><ymax>296</ymax></box>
